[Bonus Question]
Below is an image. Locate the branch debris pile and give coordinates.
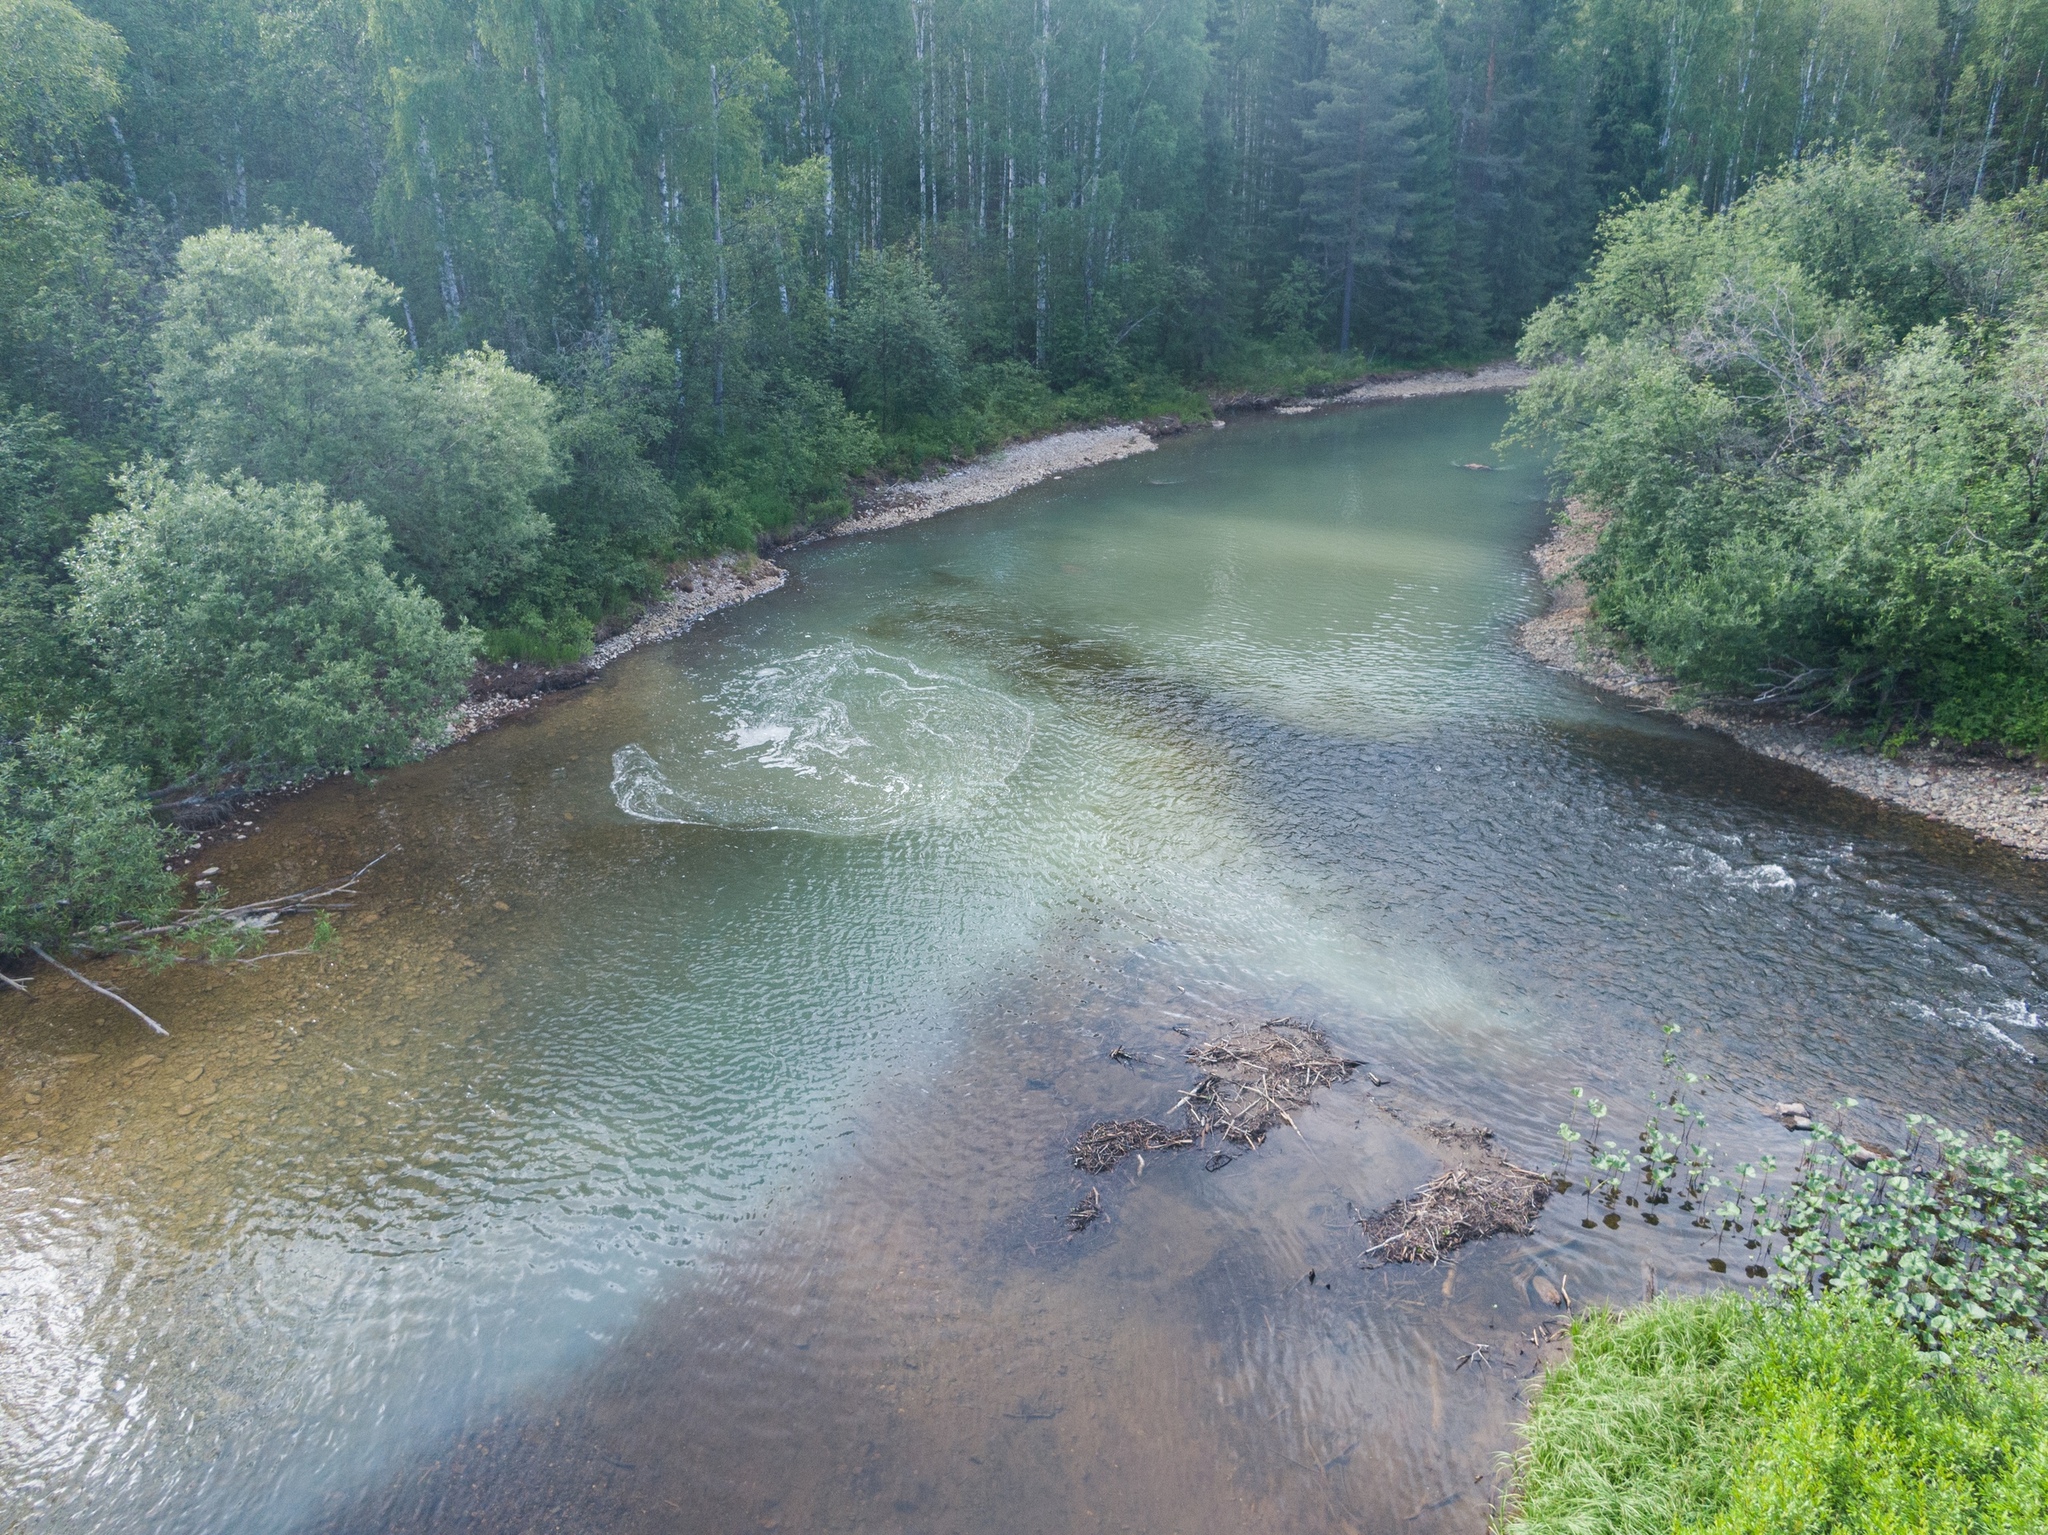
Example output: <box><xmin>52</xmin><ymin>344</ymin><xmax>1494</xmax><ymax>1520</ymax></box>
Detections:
<box><xmin>1070</xmin><ymin>1020</ymin><xmax>1354</xmax><ymax>1175</ymax></box>
<box><xmin>1071</xmin><ymin>1119</ymin><xmax>1195</xmax><ymax>1175</ymax></box>
<box><xmin>1358</xmin><ymin>1124</ymin><xmax>1552</xmax><ymax>1265</ymax></box>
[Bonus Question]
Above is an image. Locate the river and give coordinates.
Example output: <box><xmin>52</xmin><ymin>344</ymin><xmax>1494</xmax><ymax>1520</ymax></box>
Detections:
<box><xmin>4</xmin><ymin>394</ymin><xmax>2046</xmax><ymax>1533</ymax></box>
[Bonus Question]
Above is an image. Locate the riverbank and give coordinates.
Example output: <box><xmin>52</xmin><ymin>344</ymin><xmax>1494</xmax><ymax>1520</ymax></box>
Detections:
<box><xmin>1519</xmin><ymin>504</ymin><xmax>2048</xmax><ymax>858</ymax></box>
<box><xmin>1215</xmin><ymin>359</ymin><xmax>1533</xmax><ymax>416</ymax></box>
<box><xmin>164</xmin><ymin>369</ymin><xmax>1530</xmax><ymax>861</ymax></box>
<box><xmin>452</xmin><ymin>364</ymin><xmax>1532</xmax><ymax>736</ymax></box>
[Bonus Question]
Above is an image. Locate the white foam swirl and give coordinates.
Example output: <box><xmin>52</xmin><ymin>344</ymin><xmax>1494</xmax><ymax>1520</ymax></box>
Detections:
<box><xmin>612</xmin><ymin>644</ymin><xmax>1034</xmax><ymax>834</ymax></box>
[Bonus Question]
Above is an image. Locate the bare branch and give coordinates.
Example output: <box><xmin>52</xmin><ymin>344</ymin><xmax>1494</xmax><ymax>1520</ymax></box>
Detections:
<box><xmin>0</xmin><ymin>972</ymin><xmax>29</xmax><ymax>996</ymax></box>
<box><xmin>29</xmin><ymin>947</ymin><xmax>168</xmax><ymax>1036</ymax></box>
<box><xmin>118</xmin><ymin>851</ymin><xmax>393</xmax><ymax>939</ymax></box>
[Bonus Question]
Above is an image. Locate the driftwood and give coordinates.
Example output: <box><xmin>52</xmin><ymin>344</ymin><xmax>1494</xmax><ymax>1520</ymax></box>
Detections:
<box><xmin>29</xmin><ymin>945</ymin><xmax>169</xmax><ymax>1037</ymax></box>
<box><xmin>119</xmin><ymin>853</ymin><xmax>390</xmax><ymax>943</ymax></box>
<box><xmin>1178</xmin><ymin>1021</ymin><xmax>1354</xmax><ymax>1146</ymax></box>
<box><xmin>1358</xmin><ymin>1124</ymin><xmax>1552</xmax><ymax>1265</ymax></box>
<box><xmin>1071</xmin><ymin>1119</ymin><xmax>1195</xmax><ymax>1175</ymax></box>
<box><xmin>1072</xmin><ymin>1019</ymin><xmax>1355</xmax><ymax>1176</ymax></box>
<box><xmin>1067</xmin><ymin>1188</ymin><xmax>1104</xmax><ymax>1233</ymax></box>
<box><xmin>6</xmin><ymin>853</ymin><xmax>392</xmax><ymax>1035</ymax></box>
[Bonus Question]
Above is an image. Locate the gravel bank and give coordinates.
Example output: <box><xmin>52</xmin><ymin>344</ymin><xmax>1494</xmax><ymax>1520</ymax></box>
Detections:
<box><xmin>1326</xmin><ymin>361</ymin><xmax>1533</xmax><ymax>404</ymax></box>
<box><xmin>450</xmin><ymin>425</ymin><xmax>1161</xmax><ymax>742</ymax></box>
<box><xmin>1519</xmin><ymin>504</ymin><xmax>2048</xmax><ymax>857</ymax></box>
<box><xmin>836</xmin><ymin>423</ymin><xmax>1160</xmax><ymax>534</ymax></box>
<box><xmin>454</xmin><ymin>374</ymin><xmax>1533</xmax><ymax>742</ymax></box>
<box><xmin>1232</xmin><ymin>360</ymin><xmax>1534</xmax><ymax>417</ymax></box>
<box><xmin>445</xmin><ymin>554</ymin><xmax>790</xmax><ymax>746</ymax></box>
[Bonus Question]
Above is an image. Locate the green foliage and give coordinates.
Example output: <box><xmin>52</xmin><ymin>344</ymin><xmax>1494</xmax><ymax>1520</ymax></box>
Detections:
<box><xmin>4</xmin><ymin>0</ymin><xmax>2048</xmax><ymax>813</ymax></box>
<box><xmin>154</xmin><ymin>223</ymin><xmax>561</xmax><ymax>616</ymax></box>
<box><xmin>0</xmin><ymin>720</ymin><xmax>176</xmax><ymax>957</ymax></box>
<box><xmin>1555</xmin><ymin>1057</ymin><xmax>2048</xmax><ymax>1354</ymax></box>
<box><xmin>833</xmin><ymin>250</ymin><xmax>966</xmax><ymax>431</ymax></box>
<box><xmin>0</xmin><ymin>167</ymin><xmax>161</xmax><ymax>438</ymax></box>
<box><xmin>0</xmin><ymin>404</ymin><xmax>109</xmax><ymax>570</ymax></box>
<box><xmin>1509</xmin><ymin>152</ymin><xmax>2048</xmax><ymax>747</ymax></box>
<box><xmin>65</xmin><ymin>466</ymin><xmax>475</xmax><ymax>784</ymax></box>
<box><xmin>0</xmin><ymin>0</ymin><xmax>125</xmax><ymax>174</ymax></box>
<box><xmin>1503</xmin><ymin>1294</ymin><xmax>2048</xmax><ymax>1535</ymax></box>
<box><xmin>1776</xmin><ymin>1120</ymin><xmax>2048</xmax><ymax>1353</ymax></box>
<box><xmin>478</xmin><ymin>607</ymin><xmax>597</xmax><ymax>666</ymax></box>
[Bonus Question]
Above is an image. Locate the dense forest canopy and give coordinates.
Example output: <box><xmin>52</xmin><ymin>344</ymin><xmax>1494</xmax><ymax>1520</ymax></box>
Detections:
<box><xmin>11</xmin><ymin>0</ymin><xmax>2048</xmax><ymax>958</ymax></box>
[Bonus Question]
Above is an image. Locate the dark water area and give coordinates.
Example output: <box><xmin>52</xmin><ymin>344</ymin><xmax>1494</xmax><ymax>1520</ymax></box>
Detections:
<box><xmin>4</xmin><ymin>396</ymin><xmax>2045</xmax><ymax>1533</ymax></box>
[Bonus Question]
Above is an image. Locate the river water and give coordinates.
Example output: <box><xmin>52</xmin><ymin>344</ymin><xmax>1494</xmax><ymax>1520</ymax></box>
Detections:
<box><xmin>5</xmin><ymin>395</ymin><xmax>2047</xmax><ymax>1534</ymax></box>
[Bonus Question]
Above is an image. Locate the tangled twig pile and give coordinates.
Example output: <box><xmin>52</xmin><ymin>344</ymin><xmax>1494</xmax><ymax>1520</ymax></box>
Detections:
<box><xmin>1179</xmin><ymin>1021</ymin><xmax>1354</xmax><ymax>1144</ymax></box>
<box><xmin>1071</xmin><ymin>1119</ymin><xmax>1196</xmax><ymax>1175</ymax></box>
<box><xmin>1358</xmin><ymin>1127</ymin><xmax>1551</xmax><ymax>1265</ymax></box>
<box><xmin>1071</xmin><ymin>1020</ymin><xmax>1354</xmax><ymax>1174</ymax></box>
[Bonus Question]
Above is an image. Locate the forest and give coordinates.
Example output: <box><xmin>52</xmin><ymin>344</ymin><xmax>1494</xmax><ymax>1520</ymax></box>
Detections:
<box><xmin>11</xmin><ymin>0</ymin><xmax>2048</xmax><ymax>957</ymax></box>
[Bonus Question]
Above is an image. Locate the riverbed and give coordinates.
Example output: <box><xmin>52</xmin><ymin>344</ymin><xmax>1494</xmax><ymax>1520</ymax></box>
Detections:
<box><xmin>5</xmin><ymin>395</ymin><xmax>2046</xmax><ymax>1533</ymax></box>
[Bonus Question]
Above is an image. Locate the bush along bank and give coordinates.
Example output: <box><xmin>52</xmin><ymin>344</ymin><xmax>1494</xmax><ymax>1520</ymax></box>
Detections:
<box><xmin>1501</xmin><ymin>1076</ymin><xmax>2048</xmax><ymax>1532</ymax></box>
<box><xmin>1506</xmin><ymin>149</ymin><xmax>2048</xmax><ymax>761</ymax></box>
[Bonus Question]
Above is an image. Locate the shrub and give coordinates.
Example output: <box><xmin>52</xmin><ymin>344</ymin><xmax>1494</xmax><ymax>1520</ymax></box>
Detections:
<box><xmin>0</xmin><ymin>721</ymin><xmax>175</xmax><ymax>957</ymax></box>
<box><xmin>1507</xmin><ymin>152</ymin><xmax>2048</xmax><ymax>749</ymax></box>
<box><xmin>66</xmin><ymin>466</ymin><xmax>475</xmax><ymax>784</ymax></box>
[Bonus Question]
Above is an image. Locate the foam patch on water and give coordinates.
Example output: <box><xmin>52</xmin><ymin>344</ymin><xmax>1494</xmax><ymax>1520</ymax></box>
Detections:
<box><xmin>613</xmin><ymin>644</ymin><xmax>1034</xmax><ymax>834</ymax></box>
<box><xmin>1664</xmin><ymin>842</ymin><xmax>1797</xmax><ymax>893</ymax></box>
<box><xmin>1916</xmin><ymin>998</ymin><xmax>2043</xmax><ymax>1061</ymax></box>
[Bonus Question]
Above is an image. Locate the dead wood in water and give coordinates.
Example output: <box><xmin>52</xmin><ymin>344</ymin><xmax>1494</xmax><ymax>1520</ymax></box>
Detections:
<box><xmin>29</xmin><ymin>945</ymin><xmax>169</xmax><ymax>1036</ymax></box>
<box><xmin>1180</xmin><ymin>1021</ymin><xmax>1354</xmax><ymax>1146</ymax></box>
<box><xmin>1070</xmin><ymin>1019</ymin><xmax>1355</xmax><ymax>1176</ymax></box>
<box><xmin>1358</xmin><ymin>1124</ymin><xmax>1552</xmax><ymax>1265</ymax></box>
<box><xmin>1066</xmin><ymin>1188</ymin><xmax>1104</xmax><ymax>1233</ymax></box>
<box><xmin>9</xmin><ymin>853</ymin><xmax>393</xmax><ymax>1036</ymax></box>
<box><xmin>1071</xmin><ymin>1119</ymin><xmax>1194</xmax><ymax>1175</ymax></box>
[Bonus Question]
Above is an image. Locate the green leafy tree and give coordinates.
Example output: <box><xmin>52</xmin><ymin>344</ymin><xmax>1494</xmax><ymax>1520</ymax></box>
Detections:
<box><xmin>0</xmin><ymin>404</ymin><xmax>110</xmax><ymax>571</ymax></box>
<box><xmin>1510</xmin><ymin>152</ymin><xmax>2048</xmax><ymax>746</ymax></box>
<box><xmin>537</xmin><ymin>326</ymin><xmax>683</xmax><ymax>586</ymax></box>
<box><xmin>65</xmin><ymin>465</ymin><xmax>476</xmax><ymax>784</ymax></box>
<box><xmin>153</xmin><ymin>223</ymin><xmax>561</xmax><ymax>615</ymax></box>
<box><xmin>834</xmin><ymin>249</ymin><xmax>965</xmax><ymax>429</ymax></box>
<box><xmin>0</xmin><ymin>721</ymin><xmax>176</xmax><ymax>958</ymax></box>
<box><xmin>0</xmin><ymin>0</ymin><xmax>126</xmax><ymax>176</ymax></box>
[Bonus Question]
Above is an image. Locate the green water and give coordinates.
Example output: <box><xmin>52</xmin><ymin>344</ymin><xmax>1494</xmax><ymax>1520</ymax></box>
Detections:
<box><xmin>4</xmin><ymin>396</ymin><xmax>2046</xmax><ymax>1533</ymax></box>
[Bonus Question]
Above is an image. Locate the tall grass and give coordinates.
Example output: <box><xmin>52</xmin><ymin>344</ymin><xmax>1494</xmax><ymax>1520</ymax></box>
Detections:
<box><xmin>1503</xmin><ymin>1295</ymin><xmax>2048</xmax><ymax>1534</ymax></box>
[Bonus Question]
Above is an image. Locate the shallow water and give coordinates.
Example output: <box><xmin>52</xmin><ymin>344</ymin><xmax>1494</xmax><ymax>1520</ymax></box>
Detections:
<box><xmin>4</xmin><ymin>396</ymin><xmax>2046</xmax><ymax>1533</ymax></box>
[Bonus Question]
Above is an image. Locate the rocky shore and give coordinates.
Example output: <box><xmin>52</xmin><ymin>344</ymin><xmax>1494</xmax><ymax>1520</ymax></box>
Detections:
<box><xmin>1519</xmin><ymin>504</ymin><xmax>2048</xmax><ymax>858</ymax></box>
<box><xmin>449</xmin><ymin>363</ymin><xmax>1536</xmax><ymax>746</ymax></box>
<box><xmin>444</xmin><ymin>553</ymin><xmax>791</xmax><ymax>745</ymax></box>
<box><xmin>1215</xmin><ymin>360</ymin><xmax>1532</xmax><ymax>416</ymax></box>
<box><xmin>837</xmin><ymin>422</ymin><xmax>1162</xmax><ymax>534</ymax></box>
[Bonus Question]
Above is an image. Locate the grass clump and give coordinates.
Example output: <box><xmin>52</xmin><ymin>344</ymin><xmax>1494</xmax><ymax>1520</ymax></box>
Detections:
<box><xmin>1503</xmin><ymin>1294</ymin><xmax>2048</xmax><ymax>1534</ymax></box>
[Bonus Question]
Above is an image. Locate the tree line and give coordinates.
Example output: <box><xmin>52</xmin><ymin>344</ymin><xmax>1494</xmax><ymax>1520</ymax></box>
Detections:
<box><xmin>10</xmin><ymin>0</ymin><xmax>2048</xmax><ymax>964</ymax></box>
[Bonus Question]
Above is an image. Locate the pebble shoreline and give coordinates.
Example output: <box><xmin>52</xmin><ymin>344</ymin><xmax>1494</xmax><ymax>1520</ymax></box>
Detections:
<box><xmin>448</xmin><ymin>363</ymin><xmax>1535</xmax><ymax>746</ymax></box>
<box><xmin>1518</xmin><ymin>504</ymin><xmax>2048</xmax><ymax>859</ymax></box>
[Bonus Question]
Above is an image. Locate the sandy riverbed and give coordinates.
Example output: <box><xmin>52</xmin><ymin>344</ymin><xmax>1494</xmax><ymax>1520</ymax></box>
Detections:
<box><xmin>1519</xmin><ymin>504</ymin><xmax>2048</xmax><ymax>858</ymax></box>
